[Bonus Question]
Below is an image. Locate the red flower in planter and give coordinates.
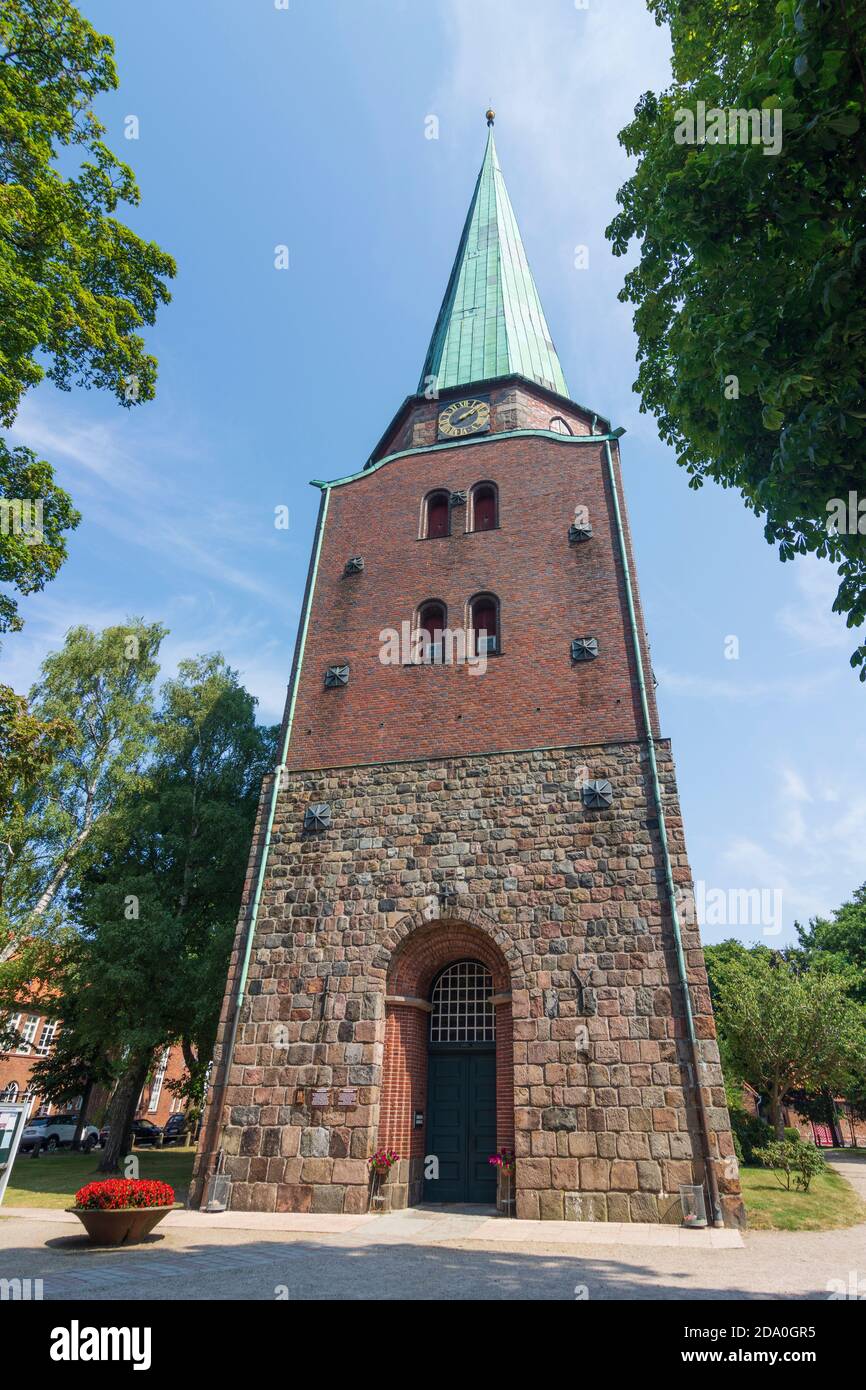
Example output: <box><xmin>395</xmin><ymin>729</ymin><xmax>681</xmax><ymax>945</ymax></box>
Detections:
<box><xmin>73</xmin><ymin>1179</ymin><xmax>175</xmax><ymax>1211</ymax></box>
<box><xmin>367</xmin><ymin>1149</ymin><xmax>399</xmax><ymax>1174</ymax></box>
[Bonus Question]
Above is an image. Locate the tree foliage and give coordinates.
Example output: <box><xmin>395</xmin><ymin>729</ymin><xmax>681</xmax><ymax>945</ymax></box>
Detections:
<box><xmin>0</xmin><ymin>0</ymin><xmax>176</xmax><ymax>424</ymax></box>
<box><xmin>754</xmin><ymin>1137</ymin><xmax>827</xmax><ymax>1191</ymax></box>
<box><xmin>0</xmin><ymin>438</ymin><xmax>80</xmax><ymax>638</ymax></box>
<box><xmin>797</xmin><ymin>881</ymin><xmax>866</xmax><ymax>1004</ymax></box>
<box><xmin>607</xmin><ymin>0</ymin><xmax>866</xmax><ymax>674</ymax></box>
<box><xmin>4</xmin><ymin>620</ymin><xmax>166</xmax><ymax>930</ymax></box>
<box><xmin>0</xmin><ymin>680</ymin><xmax>74</xmax><ymax>909</ymax></box>
<box><xmin>70</xmin><ymin>653</ymin><xmax>276</xmax><ymax>1169</ymax></box>
<box><xmin>712</xmin><ymin>948</ymin><xmax>866</xmax><ymax>1137</ymax></box>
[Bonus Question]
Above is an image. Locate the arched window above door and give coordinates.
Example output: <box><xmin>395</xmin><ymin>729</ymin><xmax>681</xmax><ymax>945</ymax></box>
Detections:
<box><xmin>430</xmin><ymin>960</ymin><xmax>495</xmax><ymax>1043</ymax></box>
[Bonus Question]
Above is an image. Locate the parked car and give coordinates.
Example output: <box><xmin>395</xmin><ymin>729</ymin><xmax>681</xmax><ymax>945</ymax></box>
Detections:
<box><xmin>19</xmin><ymin>1114</ymin><xmax>100</xmax><ymax>1154</ymax></box>
<box><xmin>98</xmin><ymin>1117</ymin><xmax>165</xmax><ymax>1149</ymax></box>
<box><xmin>162</xmin><ymin>1113</ymin><xmax>190</xmax><ymax>1146</ymax></box>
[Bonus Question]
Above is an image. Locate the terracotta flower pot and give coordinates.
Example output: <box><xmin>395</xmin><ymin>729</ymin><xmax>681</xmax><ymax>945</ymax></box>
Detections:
<box><xmin>67</xmin><ymin>1205</ymin><xmax>173</xmax><ymax>1246</ymax></box>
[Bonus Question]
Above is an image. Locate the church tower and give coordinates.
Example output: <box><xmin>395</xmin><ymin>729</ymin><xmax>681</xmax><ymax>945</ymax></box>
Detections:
<box><xmin>193</xmin><ymin>116</ymin><xmax>744</xmax><ymax>1227</ymax></box>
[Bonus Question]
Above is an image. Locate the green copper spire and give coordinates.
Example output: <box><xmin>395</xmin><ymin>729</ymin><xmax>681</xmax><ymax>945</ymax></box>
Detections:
<box><xmin>418</xmin><ymin>117</ymin><xmax>569</xmax><ymax>398</ymax></box>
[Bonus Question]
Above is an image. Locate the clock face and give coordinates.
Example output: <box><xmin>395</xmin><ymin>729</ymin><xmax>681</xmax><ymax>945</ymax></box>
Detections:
<box><xmin>438</xmin><ymin>397</ymin><xmax>491</xmax><ymax>439</ymax></box>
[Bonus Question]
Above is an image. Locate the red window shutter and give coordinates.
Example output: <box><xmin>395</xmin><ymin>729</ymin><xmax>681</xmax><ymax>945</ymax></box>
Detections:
<box><xmin>473</xmin><ymin>603</ymin><xmax>496</xmax><ymax>638</ymax></box>
<box><xmin>421</xmin><ymin>605</ymin><xmax>445</xmax><ymax>638</ymax></box>
<box><xmin>427</xmin><ymin>496</ymin><xmax>449</xmax><ymax>538</ymax></box>
<box><xmin>474</xmin><ymin>488</ymin><xmax>496</xmax><ymax>530</ymax></box>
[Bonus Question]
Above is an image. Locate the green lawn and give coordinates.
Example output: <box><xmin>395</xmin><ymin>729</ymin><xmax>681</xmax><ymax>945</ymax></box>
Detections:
<box><xmin>740</xmin><ymin>1164</ymin><xmax>866</xmax><ymax>1232</ymax></box>
<box><xmin>0</xmin><ymin>1147</ymin><xmax>196</xmax><ymax>1210</ymax></box>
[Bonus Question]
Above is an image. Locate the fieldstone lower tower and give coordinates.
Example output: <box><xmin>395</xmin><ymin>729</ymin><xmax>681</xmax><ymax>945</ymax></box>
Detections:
<box><xmin>193</xmin><ymin>118</ymin><xmax>744</xmax><ymax>1227</ymax></box>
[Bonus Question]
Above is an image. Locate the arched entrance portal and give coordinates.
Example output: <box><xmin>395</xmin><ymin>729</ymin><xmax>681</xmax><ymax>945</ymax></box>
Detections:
<box><xmin>426</xmin><ymin>960</ymin><xmax>497</xmax><ymax>1204</ymax></box>
<box><xmin>378</xmin><ymin>919</ymin><xmax>514</xmax><ymax>1210</ymax></box>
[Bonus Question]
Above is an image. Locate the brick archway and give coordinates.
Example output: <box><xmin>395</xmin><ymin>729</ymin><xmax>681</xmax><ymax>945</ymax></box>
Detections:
<box><xmin>377</xmin><ymin>916</ymin><xmax>514</xmax><ymax>1210</ymax></box>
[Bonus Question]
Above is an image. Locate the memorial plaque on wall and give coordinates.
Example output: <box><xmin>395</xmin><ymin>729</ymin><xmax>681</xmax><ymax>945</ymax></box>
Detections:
<box><xmin>337</xmin><ymin>1087</ymin><xmax>357</xmax><ymax>1108</ymax></box>
<box><xmin>310</xmin><ymin>1088</ymin><xmax>330</xmax><ymax>1108</ymax></box>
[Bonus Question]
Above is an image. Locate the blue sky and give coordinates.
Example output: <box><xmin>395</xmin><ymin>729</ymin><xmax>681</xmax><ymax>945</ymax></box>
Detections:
<box><xmin>4</xmin><ymin>0</ymin><xmax>864</xmax><ymax>943</ymax></box>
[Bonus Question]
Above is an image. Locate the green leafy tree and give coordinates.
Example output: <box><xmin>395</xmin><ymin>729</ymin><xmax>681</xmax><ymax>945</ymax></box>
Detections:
<box><xmin>713</xmin><ymin>950</ymin><xmax>866</xmax><ymax>1137</ymax></box>
<box><xmin>797</xmin><ymin>883</ymin><xmax>866</xmax><ymax>1004</ymax></box>
<box><xmin>0</xmin><ymin>681</ymin><xmax>74</xmax><ymax>911</ymax></box>
<box><xmin>4</xmin><ymin>620</ymin><xmax>165</xmax><ymax>928</ymax></box>
<box><xmin>72</xmin><ymin>654</ymin><xmax>276</xmax><ymax>1172</ymax></box>
<box><xmin>0</xmin><ymin>681</ymin><xmax>75</xmax><ymax>1011</ymax></box>
<box><xmin>1</xmin><ymin>2</ymin><xmax>175</xmax><ymax>837</ymax></box>
<box><xmin>607</xmin><ymin>0</ymin><xmax>866</xmax><ymax>675</ymax></box>
<box><xmin>0</xmin><ymin>0</ymin><xmax>176</xmax><ymax>424</ymax></box>
<box><xmin>26</xmin><ymin>975</ymin><xmax>115</xmax><ymax>1147</ymax></box>
<box><xmin>0</xmin><ymin>439</ymin><xmax>80</xmax><ymax>639</ymax></box>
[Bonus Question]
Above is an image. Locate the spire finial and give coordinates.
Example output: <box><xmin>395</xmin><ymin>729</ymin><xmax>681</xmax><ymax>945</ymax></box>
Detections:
<box><xmin>486</xmin><ymin>107</ymin><xmax>495</xmax><ymax>127</ymax></box>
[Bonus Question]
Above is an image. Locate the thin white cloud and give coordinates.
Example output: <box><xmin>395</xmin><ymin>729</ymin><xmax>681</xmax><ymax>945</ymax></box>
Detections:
<box><xmin>8</xmin><ymin>393</ymin><xmax>289</xmax><ymax>602</ymax></box>
<box><xmin>654</xmin><ymin>665</ymin><xmax>836</xmax><ymax>702</ymax></box>
<box><xmin>776</xmin><ymin>555</ymin><xmax>850</xmax><ymax>651</ymax></box>
<box><xmin>4</xmin><ymin>589</ymin><xmax>295</xmax><ymax>724</ymax></box>
<box><xmin>717</xmin><ymin>760</ymin><xmax>866</xmax><ymax>931</ymax></box>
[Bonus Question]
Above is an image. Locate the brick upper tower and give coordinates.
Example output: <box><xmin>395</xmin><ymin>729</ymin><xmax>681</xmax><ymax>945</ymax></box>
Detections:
<box><xmin>193</xmin><ymin>117</ymin><xmax>744</xmax><ymax>1228</ymax></box>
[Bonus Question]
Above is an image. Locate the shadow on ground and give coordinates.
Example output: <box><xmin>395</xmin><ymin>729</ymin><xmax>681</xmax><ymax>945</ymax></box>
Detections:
<box><xmin>0</xmin><ymin>1233</ymin><xmax>834</xmax><ymax>1301</ymax></box>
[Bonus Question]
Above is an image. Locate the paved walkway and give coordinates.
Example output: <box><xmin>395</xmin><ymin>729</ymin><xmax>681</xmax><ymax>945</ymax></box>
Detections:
<box><xmin>3</xmin><ymin>1202</ymin><xmax>742</xmax><ymax>1249</ymax></box>
<box><xmin>2</xmin><ymin>1202</ymin><xmax>865</xmax><ymax>1300</ymax></box>
<box><xmin>827</xmin><ymin>1150</ymin><xmax>866</xmax><ymax>1202</ymax></box>
<box><xmin>2</xmin><ymin>1157</ymin><xmax>864</xmax><ymax>1301</ymax></box>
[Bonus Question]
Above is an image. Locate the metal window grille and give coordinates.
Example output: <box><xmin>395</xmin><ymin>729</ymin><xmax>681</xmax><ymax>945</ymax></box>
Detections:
<box><xmin>430</xmin><ymin>961</ymin><xmax>495</xmax><ymax>1043</ymax></box>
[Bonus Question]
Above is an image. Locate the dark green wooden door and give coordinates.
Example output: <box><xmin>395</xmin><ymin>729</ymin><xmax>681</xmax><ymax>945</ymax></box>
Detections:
<box><xmin>425</xmin><ymin>1050</ymin><xmax>497</xmax><ymax>1204</ymax></box>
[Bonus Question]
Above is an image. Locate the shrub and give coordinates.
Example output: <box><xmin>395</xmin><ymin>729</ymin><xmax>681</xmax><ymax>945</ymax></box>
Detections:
<box><xmin>74</xmin><ymin>1179</ymin><xmax>175</xmax><ymax>1210</ymax></box>
<box><xmin>784</xmin><ymin>1127</ymin><xmax>802</xmax><ymax>1143</ymax></box>
<box><xmin>754</xmin><ymin>1140</ymin><xmax>827</xmax><ymax>1192</ymax></box>
<box><xmin>730</xmin><ymin>1109</ymin><xmax>773</xmax><ymax>1165</ymax></box>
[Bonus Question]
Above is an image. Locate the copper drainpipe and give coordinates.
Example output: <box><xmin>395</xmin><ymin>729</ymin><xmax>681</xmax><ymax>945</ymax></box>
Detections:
<box><xmin>601</xmin><ymin>430</ymin><xmax>725</xmax><ymax>1228</ymax></box>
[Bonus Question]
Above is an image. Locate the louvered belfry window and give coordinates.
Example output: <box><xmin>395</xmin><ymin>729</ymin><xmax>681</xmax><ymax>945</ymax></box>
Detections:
<box><xmin>430</xmin><ymin>960</ymin><xmax>495</xmax><ymax>1043</ymax></box>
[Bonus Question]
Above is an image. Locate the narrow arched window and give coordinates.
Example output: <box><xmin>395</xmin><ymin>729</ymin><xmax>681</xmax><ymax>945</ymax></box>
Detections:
<box><xmin>423</xmin><ymin>490</ymin><xmax>450</xmax><ymax>539</ymax></box>
<box><xmin>470</xmin><ymin>592</ymin><xmax>499</xmax><ymax>656</ymax></box>
<box><xmin>470</xmin><ymin>482</ymin><xmax>498</xmax><ymax>532</ymax></box>
<box><xmin>550</xmin><ymin>416</ymin><xmax>573</xmax><ymax>435</ymax></box>
<box><xmin>430</xmin><ymin>960</ymin><xmax>495</xmax><ymax>1043</ymax></box>
<box><xmin>417</xmin><ymin>599</ymin><xmax>447</xmax><ymax>664</ymax></box>
<box><xmin>0</xmin><ymin>1081</ymin><xmax>18</xmax><ymax>1102</ymax></box>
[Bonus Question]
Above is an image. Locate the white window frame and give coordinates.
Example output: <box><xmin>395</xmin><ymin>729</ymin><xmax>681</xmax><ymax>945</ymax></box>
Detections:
<box><xmin>18</xmin><ymin>1015</ymin><xmax>40</xmax><ymax>1054</ymax></box>
<box><xmin>35</xmin><ymin>1020</ymin><xmax>58</xmax><ymax>1057</ymax></box>
<box><xmin>148</xmin><ymin>1047</ymin><xmax>171</xmax><ymax>1113</ymax></box>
